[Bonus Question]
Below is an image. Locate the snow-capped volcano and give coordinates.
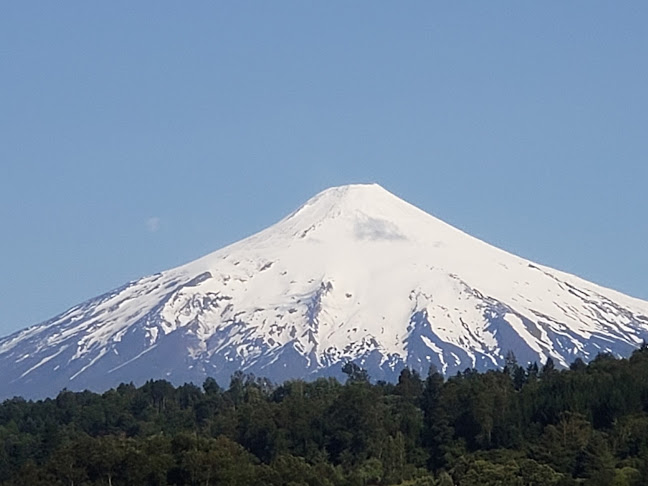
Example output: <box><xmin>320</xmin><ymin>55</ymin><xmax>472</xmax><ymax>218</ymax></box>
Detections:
<box><xmin>2</xmin><ymin>184</ymin><xmax>648</xmax><ymax>399</ymax></box>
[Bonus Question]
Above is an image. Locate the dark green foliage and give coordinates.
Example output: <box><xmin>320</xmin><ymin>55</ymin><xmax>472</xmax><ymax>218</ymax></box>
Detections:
<box><xmin>4</xmin><ymin>350</ymin><xmax>648</xmax><ymax>484</ymax></box>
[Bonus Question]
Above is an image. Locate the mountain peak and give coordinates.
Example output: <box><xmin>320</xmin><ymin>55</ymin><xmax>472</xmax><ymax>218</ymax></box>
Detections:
<box><xmin>311</xmin><ymin>183</ymin><xmax>391</xmax><ymax>201</ymax></box>
<box><xmin>2</xmin><ymin>185</ymin><xmax>648</xmax><ymax>399</ymax></box>
<box><xmin>270</xmin><ymin>182</ymin><xmax>448</xmax><ymax>245</ymax></box>
<box><xmin>293</xmin><ymin>183</ymin><xmax>406</xmax><ymax>216</ymax></box>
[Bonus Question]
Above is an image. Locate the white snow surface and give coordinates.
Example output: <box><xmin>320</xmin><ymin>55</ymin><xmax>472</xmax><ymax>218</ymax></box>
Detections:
<box><xmin>2</xmin><ymin>184</ymin><xmax>648</xmax><ymax>398</ymax></box>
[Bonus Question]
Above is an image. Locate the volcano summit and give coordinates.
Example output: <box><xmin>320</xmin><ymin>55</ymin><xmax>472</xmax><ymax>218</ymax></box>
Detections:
<box><xmin>2</xmin><ymin>184</ymin><xmax>648</xmax><ymax>399</ymax></box>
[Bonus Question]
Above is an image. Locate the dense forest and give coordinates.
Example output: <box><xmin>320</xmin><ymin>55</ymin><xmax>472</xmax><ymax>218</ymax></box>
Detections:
<box><xmin>3</xmin><ymin>348</ymin><xmax>648</xmax><ymax>485</ymax></box>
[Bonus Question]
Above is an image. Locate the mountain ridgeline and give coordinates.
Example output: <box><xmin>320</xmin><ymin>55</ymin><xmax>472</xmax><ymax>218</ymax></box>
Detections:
<box><xmin>1</xmin><ymin>184</ymin><xmax>648</xmax><ymax>400</ymax></box>
<box><xmin>3</xmin><ymin>351</ymin><xmax>648</xmax><ymax>485</ymax></box>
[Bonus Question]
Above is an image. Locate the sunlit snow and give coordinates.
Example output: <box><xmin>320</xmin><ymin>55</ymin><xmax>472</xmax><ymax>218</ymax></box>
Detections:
<box><xmin>2</xmin><ymin>184</ymin><xmax>648</xmax><ymax>399</ymax></box>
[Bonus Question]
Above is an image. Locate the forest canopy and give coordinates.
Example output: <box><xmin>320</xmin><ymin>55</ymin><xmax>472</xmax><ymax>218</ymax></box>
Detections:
<box><xmin>3</xmin><ymin>347</ymin><xmax>648</xmax><ymax>485</ymax></box>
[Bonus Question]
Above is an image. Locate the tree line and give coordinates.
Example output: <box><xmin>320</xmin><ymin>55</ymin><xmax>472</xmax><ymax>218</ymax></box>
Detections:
<box><xmin>3</xmin><ymin>347</ymin><xmax>648</xmax><ymax>485</ymax></box>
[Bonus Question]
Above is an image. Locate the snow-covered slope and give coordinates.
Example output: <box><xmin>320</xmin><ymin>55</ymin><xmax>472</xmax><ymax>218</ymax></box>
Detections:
<box><xmin>2</xmin><ymin>184</ymin><xmax>648</xmax><ymax>399</ymax></box>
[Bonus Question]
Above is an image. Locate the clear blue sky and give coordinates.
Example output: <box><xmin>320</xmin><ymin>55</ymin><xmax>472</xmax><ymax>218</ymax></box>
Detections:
<box><xmin>2</xmin><ymin>2</ymin><xmax>647</xmax><ymax>336</ymax></box>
